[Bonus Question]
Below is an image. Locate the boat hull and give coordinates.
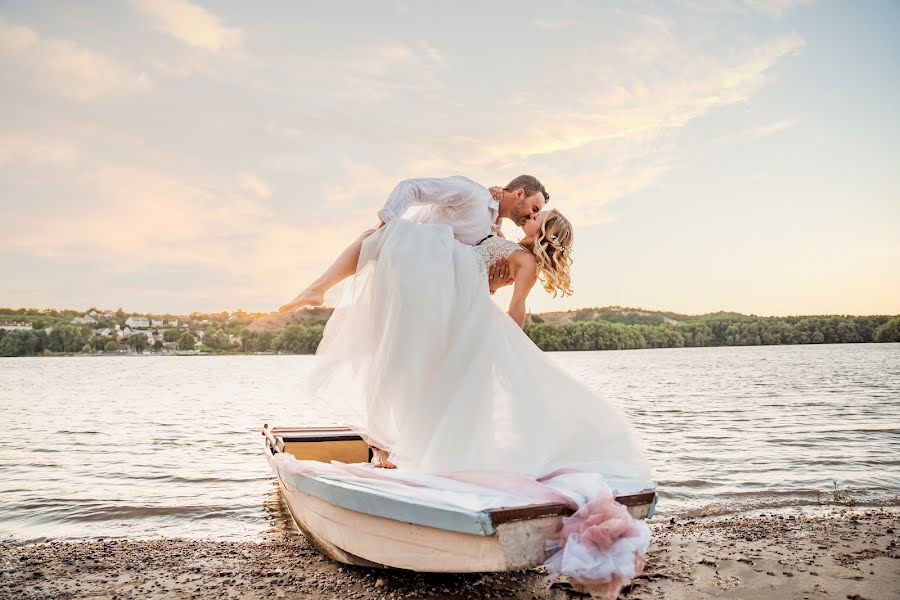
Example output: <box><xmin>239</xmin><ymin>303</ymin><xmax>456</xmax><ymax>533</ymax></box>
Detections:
<box><xmin>264</xmin><ymin>424</ymin><xmax>657</xmax><ymax>572</ymax></box>
<box><xmin>276</xmin><ymin>476</ymin><xmax>562</xmax><ymax>572</ymax></box>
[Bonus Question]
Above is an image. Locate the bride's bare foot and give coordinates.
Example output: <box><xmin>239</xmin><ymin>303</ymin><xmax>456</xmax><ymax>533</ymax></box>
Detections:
<box><xmin>278</xmin><ymin>289</ymin><xmax>324</xmax><ymax>312</ymax></box>
<box><xmin>371</xmin><ymin>447</ymin><xmax>396</xmax><ymax>469</ymax></box>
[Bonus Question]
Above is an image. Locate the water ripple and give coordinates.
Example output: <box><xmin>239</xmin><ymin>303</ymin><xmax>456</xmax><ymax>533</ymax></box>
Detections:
<box><xmin>1</xmin><ymin>344</ymin><xmax>898</xmax><ymax>540</ymax></box>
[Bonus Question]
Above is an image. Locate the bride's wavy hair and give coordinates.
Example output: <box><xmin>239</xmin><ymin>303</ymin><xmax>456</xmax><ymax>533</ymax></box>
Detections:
<box><xmin>534</xmin><ymin>208</ymin><xmax>574</xmax><ymax>297</ymax></box>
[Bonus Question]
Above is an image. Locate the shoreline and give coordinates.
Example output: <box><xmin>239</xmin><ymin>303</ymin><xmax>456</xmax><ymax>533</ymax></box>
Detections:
<box><xmin>3</xmin><ymin>507</ymin><xmax>897</xmax><ymax>599</ymax></box>
<box><xmin>3</xmin><ymin>339</ymin><xmax>897</xmax><ymax>359</ymax></box>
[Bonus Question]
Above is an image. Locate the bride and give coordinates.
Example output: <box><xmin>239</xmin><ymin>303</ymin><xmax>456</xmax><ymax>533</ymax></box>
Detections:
<box><xmin>305</xmin><ymin>204</ymin><xmax>651</xmax><ymax>480</ymax></box>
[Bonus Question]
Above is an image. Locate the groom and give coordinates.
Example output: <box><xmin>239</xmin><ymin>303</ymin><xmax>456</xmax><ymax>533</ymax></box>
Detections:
<box><xmin>280</xmin><ymin>174</ymin><xmax>550</xmax><ymax>312</ymax></box>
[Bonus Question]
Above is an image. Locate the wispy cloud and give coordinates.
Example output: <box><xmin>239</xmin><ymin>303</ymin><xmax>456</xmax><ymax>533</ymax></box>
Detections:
<box><xmin>743</xmin><ymin>0</ymin><xmax>817</xmax><ymax>19</ymax></box>
<box><xmin>132</xmin><ymin>0</ymin><xmax>242</xmax><ymax>52</ymax></box>
<box><xmin>467</xmin><ymin>33</ymin><xmax>804</xmax><ymax>222</ymax></box>
<box><xmin>533</xmin><ymin>18</ymin><xmax>575</xmax><ymax>30</ymax></box>
<box><xmin>678</xmin><ymin>0</ymin><xmax>816</xmax><ymax>19</ymax></box>
<box><xmin>0</xmin><ymin>133</ymin><xmax>358</xmax><ymax>308</ymax></box>
<box><xmin>721</xmin><ymin>118</ymin><xmax>796</xmax><ymax>144</ymax></box>
<box><xmin>0</xmin><ymin>133</ymin><xmax>81</xmax><ymax>166</ymax></box>
<box><xmin>484</xmin><ymin>35</ymin><xmax>805</xmax><ymax>160</ymax></box>
<box><xmin>0</xmin><ymin>20</ymin><xmax>151</xmax><ymax>100</ymax></box>
<box><xmin>238</xmin><ymin>173</ymin><xmax>272</xmax><ymax>199</ymax></box>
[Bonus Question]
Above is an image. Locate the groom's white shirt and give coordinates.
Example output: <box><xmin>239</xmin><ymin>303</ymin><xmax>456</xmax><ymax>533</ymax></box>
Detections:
<box><xmin>377</xmin><ymin>176</ymin><xmax>500</xmax><ymax>245</ymax></box>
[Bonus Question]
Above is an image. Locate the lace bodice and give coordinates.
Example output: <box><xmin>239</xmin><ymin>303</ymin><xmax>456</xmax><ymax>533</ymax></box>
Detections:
<box><xmin>474</xmin><ymin>235</ymin><xmax>526</xmax><ymax>267</ymax></box>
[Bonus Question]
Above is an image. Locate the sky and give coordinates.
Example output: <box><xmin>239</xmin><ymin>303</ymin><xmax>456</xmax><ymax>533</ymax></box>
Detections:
<box><xmin>1</xmin><ymin>0</ymin><xmax>898</xmax><ymax>317</ymax></box>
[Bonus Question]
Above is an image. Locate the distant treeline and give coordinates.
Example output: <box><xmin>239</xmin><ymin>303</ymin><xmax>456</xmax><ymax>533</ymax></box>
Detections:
<box><xmin>174</xmin><ymin>313</ymin><xmax>900</xmax><ymax>355</ymax></box>
<box><xmin>524</xmin><ymin>314</ymin><xmax>900</xmax><ymax>352</ymax></box>
<box><xmin>2</xmin><ymin>311</ymin><xmax>898</xmax><ymax>357</ymax></box>
<box><xmin>239</xmin><ymin>323</ymin><xmax>325</xmax><ymax>355</ymax></box>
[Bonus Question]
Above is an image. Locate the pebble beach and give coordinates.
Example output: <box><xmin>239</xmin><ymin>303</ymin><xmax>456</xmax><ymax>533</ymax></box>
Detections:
<box><xmin>3</xmin><ymin>507</ymin><xmax>897</xmax><ymax>599</ymax></box>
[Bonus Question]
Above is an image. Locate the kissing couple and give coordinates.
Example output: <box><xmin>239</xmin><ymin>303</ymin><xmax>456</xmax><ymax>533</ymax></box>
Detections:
<box><xmin>279</xmin><ymin>174</ymin><xmax>649</xmax><ymax>481</ymax></box>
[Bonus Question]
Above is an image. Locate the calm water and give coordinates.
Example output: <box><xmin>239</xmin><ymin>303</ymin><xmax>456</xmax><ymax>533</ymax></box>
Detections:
<box><xmin>1</xmin><ymin>344</ymin><xmax>898</xmax><ymax>543</ymax></box>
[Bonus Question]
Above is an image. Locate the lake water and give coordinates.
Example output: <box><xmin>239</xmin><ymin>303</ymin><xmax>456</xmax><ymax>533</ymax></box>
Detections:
<box><xmin>1</xmin><ymin>344</ymin><xmax>898</xmax><ymax>543</ymax></box>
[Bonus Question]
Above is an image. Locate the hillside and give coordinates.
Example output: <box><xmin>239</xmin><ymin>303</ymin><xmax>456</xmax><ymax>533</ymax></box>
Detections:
<box><xmin>246</xmin><ymin>307</ymin><xmax>334</xmax><ymax>333</ymax></box>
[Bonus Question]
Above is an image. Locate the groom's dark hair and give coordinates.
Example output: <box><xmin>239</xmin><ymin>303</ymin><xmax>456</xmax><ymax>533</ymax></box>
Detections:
<box><xmin>504</xmin><ymin>175</ymin><xmax>549</xmax><ymax>203</ymax></box>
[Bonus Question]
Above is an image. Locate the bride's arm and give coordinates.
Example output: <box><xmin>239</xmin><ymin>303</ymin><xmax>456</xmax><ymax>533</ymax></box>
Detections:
<box><xmin>506</xmin><ymin>254</ymin><xmax>538</xmax><ymax>328</ymax></box>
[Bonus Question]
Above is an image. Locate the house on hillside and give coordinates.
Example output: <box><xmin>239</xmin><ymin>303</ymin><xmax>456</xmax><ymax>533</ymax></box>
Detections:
<box><xmin>0</xmin><ymin>321</ymin><xmax>31</xmax><ymax>330</ymax></box>
<box><xmin>151</xmin><ymin>319</ymin><xmax>164</xmax><ymax>328</ymax></box>
<box><xmin>125</xmin><ymin>316</ymin><xmax>150</xmax><ymax>329</ymax></box>
<box><xmin>72</xmin><ymin>315</ymin><xmax>98</xmax><ymax>325</ymax></box>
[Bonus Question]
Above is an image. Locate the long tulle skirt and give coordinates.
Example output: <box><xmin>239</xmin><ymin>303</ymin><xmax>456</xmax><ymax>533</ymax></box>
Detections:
<box><xmin>310</xmin><ymin>219</ymin><xmax>651</xmax><ymax>480</ymax></box>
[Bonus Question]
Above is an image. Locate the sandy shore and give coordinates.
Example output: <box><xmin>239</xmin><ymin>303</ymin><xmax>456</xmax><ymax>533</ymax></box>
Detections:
<box><xmin>2</xmin><ymin>507</ymin><xmax>897</xmax><ymax>599</ymax></box>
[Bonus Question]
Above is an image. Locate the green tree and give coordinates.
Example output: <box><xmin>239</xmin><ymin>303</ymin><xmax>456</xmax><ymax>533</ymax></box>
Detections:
<box><xmin>104</xmin><ymin>341</ymin><xmax>119</xmax><ymax>352</ymax></box>
<box><xmin>177</xmin><ymin>332</ymin><xmax>196</xmax><ymax>351</ymax></box>
<box><xmin>874</xmin><ymin>317</ymin><xmax>900</xmax><ymax>343</ymax></box>
<box><xmin>48</xmin><ymin>324</ymin><xmax>89</xmax><ymax>352</ymax></box>
<box><xmin>81</xmin><ymin>344</ymin><xmax>93</xmax><ymax>353</ymax></box>
<box><xmin>255</xmin><ymin>330</ymin><xmax>275</xmax><ymax>352</ymax></box>
<box><xmin>163</xmin><ymin>329</ymin><xmax>180</xmax><ymax>342</ymax></box>
<box><xmin>129</xmin><ymin>333</ymin><xmax>149</xmax><ymax>353</ymax></box>
<box><xmin>272</xmin><ymin>323</ymin><xmax>325</xmax><ymax>354</ymax></box>
<box><xmin>0</xmin><ymin>330</ymin><xmax>41</xmax><ymax>356</ymax></box>
<box><xmin>0</xmin><ymin>335</ymin><xmax>19</xmax><ymax>357</ymax></box>
<box><xmin>203</xmin><ymin>329</ymin><xmax>230</xmax><ymax>350</ymax></box>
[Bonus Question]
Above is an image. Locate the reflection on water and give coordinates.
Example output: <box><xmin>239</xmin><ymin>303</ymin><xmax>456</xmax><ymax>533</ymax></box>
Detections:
<box><xmin>0</xmin><ymin>344</ymin><xmax>898</xmax><ymax>542</ymax></box>
<box><xmin>261</xmin><ymin>480</ymin><xmax>303</xmax><ymax>540</ymax></box>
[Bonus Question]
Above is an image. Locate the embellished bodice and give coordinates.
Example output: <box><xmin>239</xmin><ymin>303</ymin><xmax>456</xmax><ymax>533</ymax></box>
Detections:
<box><xmin>474</xmin><ymin>235</ymin><xmax>526</xmax><ymax>267</ymax></box>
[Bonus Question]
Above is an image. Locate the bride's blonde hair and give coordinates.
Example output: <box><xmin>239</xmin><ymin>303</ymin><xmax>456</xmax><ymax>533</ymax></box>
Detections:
<box><xmin>533</xmin><ymin>209</ymin><xmax>573</xmax><ymax>297</ymax></box>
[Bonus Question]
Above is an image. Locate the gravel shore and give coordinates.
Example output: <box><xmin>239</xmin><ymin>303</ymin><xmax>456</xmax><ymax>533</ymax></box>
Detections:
<box><xmin>2</xmin><ymin>507</ymin><xmax>897</xmax><ymax>599</ymax></box>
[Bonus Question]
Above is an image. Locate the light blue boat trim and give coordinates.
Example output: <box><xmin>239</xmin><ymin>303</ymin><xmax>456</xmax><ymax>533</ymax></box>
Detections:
<box><xmin>647</xmin><ymin>493</ymin><xmax>658</xmax><ymax>519</ymax></box>
<box><xmin>277</xmin><ymin>466</ymin><xmax>497</xmax><ymax>536</ymax></box>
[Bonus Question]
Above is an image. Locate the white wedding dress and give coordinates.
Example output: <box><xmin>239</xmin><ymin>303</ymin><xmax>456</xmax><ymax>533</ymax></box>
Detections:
<box><xmin>310</xmin><ymin>218</ymin><xmax>651</xmax><ymax>480</ymax></box>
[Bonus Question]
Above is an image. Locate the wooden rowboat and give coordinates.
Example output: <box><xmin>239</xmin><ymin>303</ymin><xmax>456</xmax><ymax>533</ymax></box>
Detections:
<box><xmin>262</xmin><ymin>423</ymin><xmax>657</xmax><ymax>572</ymax></box>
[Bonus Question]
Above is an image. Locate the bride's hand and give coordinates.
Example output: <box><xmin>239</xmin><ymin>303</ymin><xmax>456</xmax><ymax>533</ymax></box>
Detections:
<box><xmin>488</xmin><ymin>259</ymin><xmax>511</xmax><ymax>293</ymax></box>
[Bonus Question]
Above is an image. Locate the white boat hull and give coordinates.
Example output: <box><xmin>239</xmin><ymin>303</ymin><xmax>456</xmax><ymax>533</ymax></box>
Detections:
<box><xmin>264</xmin><ymin>424</ymin><xmax>657</xmax><ymax>572</ymax></box>
<box><xmin>278</xmin><ymin>477</ymin><xmax>561</xmax><ymax>572</ymax></box>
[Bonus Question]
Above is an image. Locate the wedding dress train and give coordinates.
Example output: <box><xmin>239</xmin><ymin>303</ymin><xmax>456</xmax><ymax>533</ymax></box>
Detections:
<box><xmin>310</xmin><ymin>218</ymin><xmax>651</xmax><ymax>481</ymax></box>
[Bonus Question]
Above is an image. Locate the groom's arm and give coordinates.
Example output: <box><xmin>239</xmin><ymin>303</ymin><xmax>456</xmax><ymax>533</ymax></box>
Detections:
<box><xmin>377</xmin><ymin>177</ymin><xmax>469</xmax><ymax>224</ymax></box>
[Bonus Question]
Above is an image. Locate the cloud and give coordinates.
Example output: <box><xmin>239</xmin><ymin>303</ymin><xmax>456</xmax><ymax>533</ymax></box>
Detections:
<box><xmin>0</xmin><ymin>20</ymin><xmax>151</xmax><ymax>101</ymax></box>
<box><xmin>238</xmin><ymin>173</ymin><xmax>272</xmax><ymax>198</ymax></box>
<box><xmin>0</xmin><ymin>133</ymin><xmax>81</xmax><ymax>166</ymax></box>
<box><xmin>0</xmin><ymin>134</ymin><xmax>361</xmax><ymax>309</ymax></box>
<box><xmin>453</xmin><ymin>33</ymin><xmax>805</xmax><ymax>222</ymax></box>
<box><xmin>742</xmin><ymin>0</ymin><xmax>816</xmax><ymax>18</ymax></box>
<box><xmin>132</xmin><ymin>0</ymin><xmax>242</xmax><ymax>51</ymax></box>
<box><xmin>533</xmin><ymin>18</ymin><xmax>575</xmax><ymax>30</ymax></box>
<box><xmin>0</xmin><ymin>135</ymin><xmax>270</xmax><ymax>267</ymax></box>
<box><xmin>483</xmin><ymin>34</ymin><xmax>805</xmax><ymax>160</ymax></box>
<box><xmin>291</xmin><ymin>41</ymin><xmax>447</xmax><ymax>104</ymax></box>
<box><xmin>677</xmin><ymin>0</ymin><xmax>816</xmax><ymax>18</ymax></box>
<box><xmin>721</xmin><ymin>118</ymin><xmax>796</xmax><ymax>143</ymax></box>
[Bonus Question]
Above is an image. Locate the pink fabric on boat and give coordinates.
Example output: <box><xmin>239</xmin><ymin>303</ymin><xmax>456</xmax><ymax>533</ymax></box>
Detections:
<box><xmin>440</xmin><ymin>470</ymin><xmax>579</xmax><ymax>511</ymax></box>
<box><xmin>543</xmin><ymin>476</ymin><xmax>650</xmax><ymax>599</ymax></box>
<box><xmin>536</xmin><ymin>467</ymin><xmax>581</xmax><ymax>482</ymax></box>
<box><xmin>335</xmin><ymin>463</ymin><xmax>429</xmax><ymax>487</ymax></box>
